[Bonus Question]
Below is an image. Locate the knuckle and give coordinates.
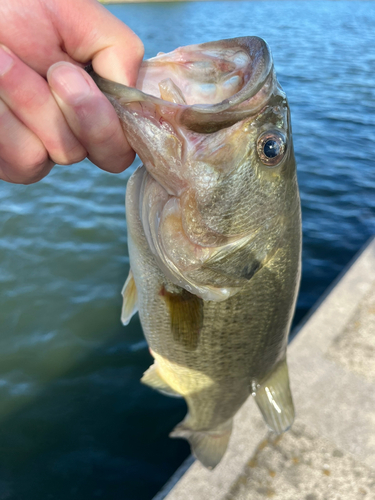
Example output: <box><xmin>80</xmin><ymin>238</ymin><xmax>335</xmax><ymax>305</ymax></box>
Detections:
<box><xmin>19</xmin><ymin>148</ymin><xmax>52</xmax><ymax>184</ymax></box>
<box><xmin>10</xmin><ymin>82</ymin><xmax>49</xmax><ymax>112</ymax></box>
<box><xmin>132</xmin><ymin>37</ymin><xmax>145</xmax><ymax>63</ymax></box>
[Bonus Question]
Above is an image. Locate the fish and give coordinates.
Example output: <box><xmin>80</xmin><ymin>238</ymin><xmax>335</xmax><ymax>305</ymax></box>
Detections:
<box><xmin>88</xmin><ymin>36</ymin><xmax>301</xmax><ymax>470</ymax></box>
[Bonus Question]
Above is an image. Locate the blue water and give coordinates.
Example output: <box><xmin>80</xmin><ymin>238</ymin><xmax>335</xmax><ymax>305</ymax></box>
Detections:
<box><xmin>0</xmin><ymin>2</ymin><xmax>374</xmax><ymax>499</ymax></box>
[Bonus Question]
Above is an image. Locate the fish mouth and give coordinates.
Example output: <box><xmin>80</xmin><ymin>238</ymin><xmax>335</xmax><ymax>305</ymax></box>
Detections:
<box><xmin>88</xmin><ymin>36</ymin><xmax>275</xmax><ymax>132</ymax></box>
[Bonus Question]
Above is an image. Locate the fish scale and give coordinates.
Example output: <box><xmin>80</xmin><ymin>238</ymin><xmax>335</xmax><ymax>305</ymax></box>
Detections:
<box><xmin>89</xmin><ymin>36</ymin><xmax>301</xmax><ymax>469</ymax></box>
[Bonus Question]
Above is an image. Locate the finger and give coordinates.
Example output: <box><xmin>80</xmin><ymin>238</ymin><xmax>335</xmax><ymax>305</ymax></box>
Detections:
<box><xmin>51</xmin><ymin>0</ymin><xmax>144</xmax><ymax>85</ymax></box>
<box><xmin>48</xmin><ymin>62</ymin><xmax>135</xmax><ymax>173</ymax></box>
<box><xmin>0</xmin><ymin>98</ymin><xmax>54</xmax><ymax>184</ymax></box>
<box><xmin>0</xmin><ymin>44</ymin><xmax>87</xmax><ymax>167</ymax></box>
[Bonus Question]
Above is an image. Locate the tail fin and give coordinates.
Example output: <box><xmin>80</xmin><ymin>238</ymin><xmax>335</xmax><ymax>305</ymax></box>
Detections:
<box><xmin>170</xmin><ymin>419</ymin><xmax>233</xmax><ymax>470</ymax></box>
<box><xmin>253</xmin><ymin>358</ymin><xmax>295</xmax><ymax>434</ymax></box>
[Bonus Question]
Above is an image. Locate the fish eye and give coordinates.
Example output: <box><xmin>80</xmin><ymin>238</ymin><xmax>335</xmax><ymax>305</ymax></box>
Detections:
<box><xmin>257</xmin><ymin>130</ymin><xmax>287</xmax><ymax>167</ymax></box>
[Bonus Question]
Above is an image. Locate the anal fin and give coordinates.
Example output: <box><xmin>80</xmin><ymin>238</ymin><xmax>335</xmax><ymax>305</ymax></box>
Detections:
<box><xmin>170</xmin><ymin>418</ymin><xmax>233</xmax><ymax>470</ymax></box>
<box><xmin>141</xmin><ymin>363</ymin><xmax>181</xmax><ymax>398</ymax></box>
<box><xmin>253</xmin><ymin>358</ymin><xmax>295</xmax><ymax>434</ymax></box>
<box><xmin>121</xmin><ymin>269</ymin><xmax>138</xmax><ymax>325</ymax></box>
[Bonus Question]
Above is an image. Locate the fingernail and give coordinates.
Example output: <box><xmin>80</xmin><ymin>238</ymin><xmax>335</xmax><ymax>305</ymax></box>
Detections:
<box><xmin>0</xmin><ymin>45</ymin><xmax>14</xmax><ymax>77</ymax></box>
<box><xmin>48</xmin><ymin>63</ymin><xmax>91</xmax><ymax>105</ymax></box>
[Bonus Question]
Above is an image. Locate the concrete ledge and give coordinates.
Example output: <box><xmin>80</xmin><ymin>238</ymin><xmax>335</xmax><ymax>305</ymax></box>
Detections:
<box><xmin>153</xmin><ymin>236</ymin><xmax>375</xmax><ymax>499</ymax></box>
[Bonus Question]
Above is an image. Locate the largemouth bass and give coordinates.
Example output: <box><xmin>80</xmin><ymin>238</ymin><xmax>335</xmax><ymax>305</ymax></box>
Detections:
<box><xmin>89</xmin><ymin>36</ymin><xmax>301</xmax><ymax>469</ymax></box>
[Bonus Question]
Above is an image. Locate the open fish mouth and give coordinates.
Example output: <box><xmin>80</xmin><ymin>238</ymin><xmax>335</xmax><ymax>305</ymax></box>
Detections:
<box><xmin>88</xmin><ymin>36</ymin><xmax>276</xmax><ymax>134</ymax></box>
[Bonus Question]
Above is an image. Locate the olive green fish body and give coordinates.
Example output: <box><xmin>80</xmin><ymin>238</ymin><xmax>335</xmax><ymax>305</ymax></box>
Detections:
<box><xmin>91</xmin><ymin>36</ymin><xmax>301</xmax><ymax>469</ymax></box>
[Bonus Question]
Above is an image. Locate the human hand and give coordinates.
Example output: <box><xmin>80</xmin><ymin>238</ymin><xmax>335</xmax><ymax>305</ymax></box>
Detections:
<box><xmin>0</xmin><ymin>0</ymin><xmax>144</xmax><ymax>184</ymax></box>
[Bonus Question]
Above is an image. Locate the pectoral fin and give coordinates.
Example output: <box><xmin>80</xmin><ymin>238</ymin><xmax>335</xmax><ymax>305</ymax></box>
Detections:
<box><xmin>141</xmin><ymin>363</ymin><xmax>181</xmax><ymax>398</ymax></box>
<box><xmin>121</xmin><ymin>269</ymin><xmax>138</xmax><ymax>325</ymax></box>
<box><xmin>253</xmin><ymin>358</ymin><xmax>295</xmax><ymax>434</ymax></box>
<box><xmin>161</xmin><ymin>286</ymin><xmax>203</xmax><ymax>351</ymax></box>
